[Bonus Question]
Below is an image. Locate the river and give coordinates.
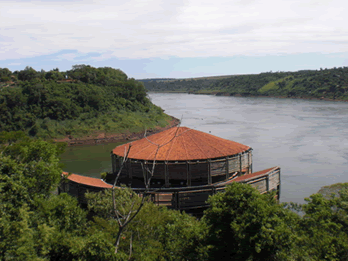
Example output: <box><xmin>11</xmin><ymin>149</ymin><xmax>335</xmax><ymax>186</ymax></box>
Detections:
<box><xmin>60</xmin><ymin>93</ymin><xmax>348</xmax><ymax>203</ymax></box>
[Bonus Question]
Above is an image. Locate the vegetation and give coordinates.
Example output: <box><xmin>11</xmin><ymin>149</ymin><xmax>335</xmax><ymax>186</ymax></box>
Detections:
<box><xmin>204</xmin><ymin>184</ymin><xmax>297</xmax><ymax>260</ymax></box>
<box><xmin>2</xmin><ymin>133</ymin><xmax>348</xmax><ymax>260</ymax></box>
<box><xmin>318</xmin><ymin>183</ymin><xmax>348</xmax><ymax>199</ymax></box>
<box><xmin>0</xmin><ymin>65</ymin><xmax>171</xmax><ymax>139</ymax></box>
<box><xmin>142</xmin><ymin>67</ymin><xmax>348</xmax><ymax>100</ymax></box>
<box><xmin>0</xmin><ymin>133</ymin><xmax>207</xmax><ymax>260</ymax></box>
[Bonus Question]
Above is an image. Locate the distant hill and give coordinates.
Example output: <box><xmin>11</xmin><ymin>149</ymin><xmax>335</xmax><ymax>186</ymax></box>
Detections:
<box><xmin>140</xmin><ymin>75</ymin><xmax>237</xmax><ymax>93</ymax></box>
<box><xmin>0</xmin><ymin>65</ymin><xmax>171</xmax><ymax>139</ymax></box>
<box><xmin>142</xmin><ymin>67</ymin><xmax>348</xmax><ymax>100</ymax></box>
<box><xmin>137</xmin><ymin>78</ymin><xmax>176</xmax><ymax>82</ymax></box>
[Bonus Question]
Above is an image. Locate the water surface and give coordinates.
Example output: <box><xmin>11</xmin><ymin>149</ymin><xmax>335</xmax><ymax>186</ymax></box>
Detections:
<box><xmin>61</xmin><ymin>93</ymin><xmax>348</xmax><ymax>203</ymax></box>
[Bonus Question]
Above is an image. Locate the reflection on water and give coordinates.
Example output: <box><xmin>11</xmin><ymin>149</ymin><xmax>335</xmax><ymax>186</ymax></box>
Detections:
<box><xmin>60</xmin><ymin>142</ymin><xmax>124</xmax><ymax>178</ymax></box>
<box><xmin>60</xmin><ymin>93</ymin><xmax>348</xmax><ymax>204</ymax></box>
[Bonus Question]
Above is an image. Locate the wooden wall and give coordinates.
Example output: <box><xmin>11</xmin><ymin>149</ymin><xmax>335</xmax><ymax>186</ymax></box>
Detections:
<box><xmin>145</xmin><ymin>167</ymin><xmax>280</xmax><ymax>212</ymax></box>
<box><xmin>60</xmin><ymin>180</ymin><xmax>106</xmax><ymax>205</ymax></box>
<box><xmin>112</xmin><ymin>149</ymin><xmax>253</xmax><ymax>187</ymax></box>
<box><xmin>245</xmin><ymin>168</ymin><xmax>280</xmax><ymax>194</ymax></box>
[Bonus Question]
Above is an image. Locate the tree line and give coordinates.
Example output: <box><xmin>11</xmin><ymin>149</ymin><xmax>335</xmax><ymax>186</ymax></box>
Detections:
<box><xmin>0</xmin><ymin>65</ymin><xmax>170</xmax><ymax>139</ymax></box>
<box><xmin>1</xmin><ymin>132</ymin><xmax>348</xmax><ymax>260</ymax></box>
<box><xmin>142</xmin><ymin>67</ymin><xmax>348</xmax><ymax>100</ymax></box>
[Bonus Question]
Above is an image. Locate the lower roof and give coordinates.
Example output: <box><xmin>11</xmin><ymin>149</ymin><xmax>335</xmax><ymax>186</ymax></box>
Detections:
<box><xmin>62</xmin><ymin>172</ymin><xmax>113</xmax><ymax>188</ymax></box>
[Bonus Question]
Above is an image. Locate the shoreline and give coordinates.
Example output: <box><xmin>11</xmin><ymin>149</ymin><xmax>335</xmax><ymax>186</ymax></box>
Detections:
<box><xmin>149</xmin><ymin>91</ymin><xmax>348</xmax><ymax>102</ymax></box>
<box><xmin>54</xmin><ymin>115</ymin><xmax>180</xmax><ymax>146</ymax></box>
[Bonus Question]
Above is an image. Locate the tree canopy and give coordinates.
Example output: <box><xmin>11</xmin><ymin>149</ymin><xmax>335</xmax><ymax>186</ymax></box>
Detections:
<box><xmin>2</xmin><ymin>132</ymin><xmax>348</xmax><ymax>260</ymax></box>
<box><xmin>142</xmin><ymin>66</ymin><xmax>348</xmax><ymax>100</ymax></box>
<box><xmin>0</xmin><ymin>65</ymin><xmax>171</xmax><ymax>139</ymax></box>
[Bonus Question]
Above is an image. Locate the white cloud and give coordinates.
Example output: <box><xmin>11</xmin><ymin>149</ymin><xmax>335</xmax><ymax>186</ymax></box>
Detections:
<box><xmin>0</xmin><ymin>0</ymin><xmax>348</xmax><ymax>61</ymax></box>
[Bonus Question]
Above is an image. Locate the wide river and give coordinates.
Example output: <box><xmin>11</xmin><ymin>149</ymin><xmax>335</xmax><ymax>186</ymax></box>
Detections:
<box><xmin>61</xmin><ymin>93</ymin><xmax>348</xmax><ymax>203</ymax></box>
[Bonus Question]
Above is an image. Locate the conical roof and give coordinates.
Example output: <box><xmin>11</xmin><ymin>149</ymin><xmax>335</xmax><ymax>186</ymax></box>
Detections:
<box><xmin>112</xmin><ymin>127</ymin><xmax>250</xmax><ymax>161</ymax></box>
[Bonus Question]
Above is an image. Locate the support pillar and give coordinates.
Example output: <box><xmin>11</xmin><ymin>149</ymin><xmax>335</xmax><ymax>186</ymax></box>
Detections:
<box><xmin>187</xmin><ymin>162</ymin><xmax>191</xmax><ymax>186</ymax></box>
<box><xmin>208</xmin><ymin>160</ymin><xmax>212</xmax><ymax>185</ymax></box>
<box><xmin>249</xmin><ymin>150</ymin><xmax>253</xmax><ymax>174</ymax></box>
<box><xmin>225</xmin><ymin>157</ymin><xmax>229</xmax><ymax>179</ymax></box>
<box><xmin>165</xmin><ymin>161</ymin><xmax>169</xmax><ymax>187</ymax></box>
<box><xmin>128</xmin><ymin>160</ymin><xmax>132</xmax><ymax>186</ymax></box>
<box><xmin>239</xmin><ymin>153</ymin><xmax>242</xmax><ymax>173</ymax></box>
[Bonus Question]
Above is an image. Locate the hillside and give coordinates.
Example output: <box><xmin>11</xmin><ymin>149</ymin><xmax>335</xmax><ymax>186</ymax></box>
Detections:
<box><xmin>139</xmin><ymin>75</ymin><xmax>235</xmax><ymax>92</ymax></box>
<box><xmin>141</xmin><ymin>67</ymin><xmax>348</xmax><ymax>100</ymax></box>
<box><xmin>0</xmin><ymin>65</ymin><xmax>172</xmax><ymax>139</ymax></box>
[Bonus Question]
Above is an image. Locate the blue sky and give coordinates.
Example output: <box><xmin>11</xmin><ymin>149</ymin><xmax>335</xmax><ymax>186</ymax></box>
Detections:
<box><xmin>1</xmin><ymin>0</ymin><xmax>348</xmax><ymax>79</ymax></box>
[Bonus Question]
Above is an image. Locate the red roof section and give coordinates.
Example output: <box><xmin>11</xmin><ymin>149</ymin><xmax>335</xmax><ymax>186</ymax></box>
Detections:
<box><xmin>62</xmin><ymin>172</ymin><xmax>113</xmax><ymax>188</ymax></box>
<box><xmin>226</xmin><ymin>167</ymin><xmax>279</xmax><ymax>184</ymax></box>
<box><xmin>112</xmin><ymin>126</ymin><xmax>250</xmax><ymax>161</ymax></box>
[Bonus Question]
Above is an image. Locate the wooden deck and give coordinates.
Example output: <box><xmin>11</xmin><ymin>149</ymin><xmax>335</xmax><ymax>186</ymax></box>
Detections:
<box><xmin>60</xmin><ymin>167</ymin><xmax>280</xmax><ymax>212</ymax></box>
<box><xmin>142</xmin><ymin>167</ymin><xmax>280</xmax><ymax>211</ymax></box>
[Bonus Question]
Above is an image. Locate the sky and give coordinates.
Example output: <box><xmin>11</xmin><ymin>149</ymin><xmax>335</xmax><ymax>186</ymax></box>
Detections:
<box><xmin>1</xmin><ymin>0</ymin><xmax>348</xmax><ymax>79</ymax></box>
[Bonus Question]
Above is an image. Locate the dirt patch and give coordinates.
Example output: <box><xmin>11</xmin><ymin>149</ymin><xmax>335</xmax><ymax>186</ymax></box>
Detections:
<box><xmin>54</xmin><ymin>116</ymin><xmax>180</xmax><ymax>146</ymax></box>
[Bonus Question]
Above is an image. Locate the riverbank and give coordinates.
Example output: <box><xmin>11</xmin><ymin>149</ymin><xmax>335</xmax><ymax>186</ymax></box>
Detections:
<box><xmin>230</xmin><ymin>93</ymin><xmax>348</xmax><ymax>102</ymax></box>
<box><xmin>54</xmin><ymin>115</ymin><xmax>180</xmax><ymax>146</ymax></box>
<box><xmin>150</xmin><ymin>91</ymin><xmax>348</xmax><ymax>102</ymax></box>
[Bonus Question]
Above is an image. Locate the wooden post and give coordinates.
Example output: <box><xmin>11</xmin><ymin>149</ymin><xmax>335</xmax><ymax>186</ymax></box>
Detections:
<box><xmin>225</xmin><ymin>157</ymin><xmax>229</xmax><ymax>179</ymax></box>
<box><xmin>187</xmin><ymin>162</ymin><xmax>191</xmax><ymax>187</ymax></box>
<box><xmin>143</xmin><ymin>160</ymin><xmax>148</xmax><ymax>184</ymax></box>
<box><xmin>250</xmin><ymin>150</ymin><xmax>253</xmax><ymax>173</ymax></box>
<box><xmin>239</xmin><ymin>153</ymin><xmax>242</xmax><ymax>173</ymax></box>
<box><xmin>165</xmin><ymin>161</ymin><xmax>169</xmax><ymax>187</ymax></box>
<box><xmin>186</xmin><ymin>161</ymin><xmax>190</xmax><ymax>186</ymax></box>
<box><xmin>128</xmin><ymin>160</ymin><xmax>132</xmax><ymax>185</ymax></box>
<box><xmin>278</xmin><ymin>168</ymin><xmax>281</xmax><ymax>200</ymax></box>
<box><xmin>172</xmin><ymin>191</ymin><xmax>179</xmax><ymax>210</ymax></box>
<box><xmin>247</xmin><ymin>150</ymin><xmax>250</xmax><ymax>174</ymax></box>
<box><xmin>208</xmin><ymin>160</ymin><xmax>212</xmax><ymax>185</ymax></box>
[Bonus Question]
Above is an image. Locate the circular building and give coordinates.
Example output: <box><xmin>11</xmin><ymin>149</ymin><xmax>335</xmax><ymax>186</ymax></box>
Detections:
<box><xmin>110</xmin><ymin>126</ymin><xmax>253</xmax><ymax>188</ymax></box>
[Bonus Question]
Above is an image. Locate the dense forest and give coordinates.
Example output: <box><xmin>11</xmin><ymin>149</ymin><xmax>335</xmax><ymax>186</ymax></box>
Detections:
<box><xmin>141</xmin><ymin>67</ymin><xmax>348</xmax><ymax>100</ymax></box>
<box><xmin>0</xmin><ymin>65</ymin><xmax>171</xmax><ymax>139</ymax></box>
<box><xmin>2</xmin><ymin>65</ymin><xmax>348</xmax><ymax>260</ymax></box>
<box><xmin>1</xmin><ymin>132</ymin><xmax>348</xmax><ymax>260</ymax></box>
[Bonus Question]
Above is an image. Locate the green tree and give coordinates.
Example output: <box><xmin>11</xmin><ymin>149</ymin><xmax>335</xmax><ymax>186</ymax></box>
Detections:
<box><xmin>18</xmin><ymin>66</ymin><xmax>38</xmax><ymax>82</ymax></box>
<box><xmin>0</xmin><ymin>132</ymin><xmax>65</xmax><ymax>212</ymax></box>
<box><xmin>86</xmin><ymin>188</ymin><xmax>208</xmax><ymax>260</ymax></box>
<box><xmin>203</xmin><ymin>183</ymin><xmax>299</xmax><ymax>260</ymax></box>
<box><xmin>0</xmin><ymin>132</ymin><xmax>108</xmax><ymax>260</ymax></box>
<box><xmin>295</xmin><ymin>192</ymin><xmax>348</xmax><ymax>260</ymax></box>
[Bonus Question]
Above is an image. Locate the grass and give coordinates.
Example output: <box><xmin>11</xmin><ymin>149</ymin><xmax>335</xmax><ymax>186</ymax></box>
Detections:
<box><xmin>258</xmin><ymin>76</ymin><xmax>293</xmax><ymax>94</ymax></box>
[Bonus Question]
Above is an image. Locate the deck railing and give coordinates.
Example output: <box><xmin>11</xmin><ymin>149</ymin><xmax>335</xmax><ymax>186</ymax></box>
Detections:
<box><xmin>133</xmin><ymin>167</ymin><xmax>280</xmax><ymax>211</ymax></box>
<box><xmin>61</xmin><ymin>167</ymin><xmax>280</xmax><ymax>212</ymax></box>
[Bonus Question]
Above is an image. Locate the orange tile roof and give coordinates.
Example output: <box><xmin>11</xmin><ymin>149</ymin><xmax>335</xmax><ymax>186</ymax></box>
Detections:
<box><xmin>112</xmin><ymin>126</ymin><xmax>250</xmax><ymax>161</ymax></box>
<box><xmin>226</xmin><ymin>167</ymin><xmax>279</xmax><ymax>184</ymax></box>
<box><xmin>62</xmin><ymin>172</ymin><xmax>113</xmax><ymax>188</ymax></box>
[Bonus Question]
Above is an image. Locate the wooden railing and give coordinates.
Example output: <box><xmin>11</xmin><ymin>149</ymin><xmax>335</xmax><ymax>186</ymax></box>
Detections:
<box><xmin>134</xmin><ymin>167</ymin><xmax>280</xmax><ymax>211</ymax></box>
<box><xmin>62</xmin><ymin>167</ymin><xmax>280</xmax><ymax>212</ymax></box>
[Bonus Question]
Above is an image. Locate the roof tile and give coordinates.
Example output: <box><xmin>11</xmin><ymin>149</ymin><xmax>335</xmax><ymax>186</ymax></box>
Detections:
<box><xmin>62</xmin><ymin>172</ymin><xmax>113</xmax><ymax>188</ymax></box>
<box><xmin>113</xmin><ymin>127</ymin><xmax>250</xmax><ymax>161</ymax></box>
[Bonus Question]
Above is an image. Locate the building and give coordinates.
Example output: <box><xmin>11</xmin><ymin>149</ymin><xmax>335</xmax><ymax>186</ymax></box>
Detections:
<box><xmin>107</xmin><ymin>126</ymin><xmax>280</xmax><ymax>214</ymax></box>
<box><xmin>60</xmin><ymin>126</ymin><xmax>281</xmax><ymax>214</ymax></box>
